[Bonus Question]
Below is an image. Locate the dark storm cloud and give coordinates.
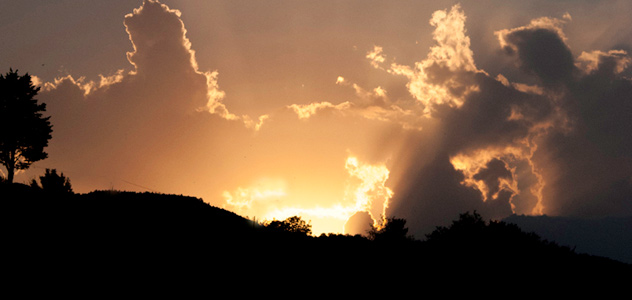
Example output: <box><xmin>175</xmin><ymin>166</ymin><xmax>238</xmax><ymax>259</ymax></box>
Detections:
<box><xmin>500</xmin><ymin>28</ymin><xmax>576</xmax><ymax>87</ymax></box>
<box><xmin>387</xmin><ymin>70</ymin><xmax>550</xmax><ymax>236</ymax></box>
<box><xmin>497</xmin><ymin>14</ymin><xmax>632</xmax><ymax>218</ymax></box>
<box><xmin>381</xmin><ymin>6</ymin><xmax>632</xmax><ymax>237</ymax></box>
<box><xmin>533</xmin><ymin>56</ymin><xmax>632</xmax><ymax>218</ymax></box>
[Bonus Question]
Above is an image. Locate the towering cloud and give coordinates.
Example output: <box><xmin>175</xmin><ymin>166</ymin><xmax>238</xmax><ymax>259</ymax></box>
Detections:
<box><xmin>389</xmin><ymin>4</ymin><xmax>480</xmax><ymax>115</ymax></box>
<box><xmin>375</xmin><ymin>5</ymin><xmax>632</xmax><ymax>236</ymax></box>
<box><xmin>43</xmin><ymin>0</ymin><xmax>233</xmax><ymax>119</ymax></box>
<box><xmin>494</xmin><ymin>11</ymin><xmax>632</xmax><ymax>219</ymax></box>
<box><xmin>31</xmin><ymin>0</ymin><xmax>258</xmax><ymax>194</ymax></box>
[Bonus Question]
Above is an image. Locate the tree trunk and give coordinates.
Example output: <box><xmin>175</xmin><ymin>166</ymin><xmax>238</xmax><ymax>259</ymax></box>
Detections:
<box><xmin>6</xmin><ymin>150</ymin><xmax>15</xmax><ymax>184</ymax></box>
<box><xmin>7</xmin><ymin>165</ymin><xmax>14</xmax><ymax>183</ymax></box>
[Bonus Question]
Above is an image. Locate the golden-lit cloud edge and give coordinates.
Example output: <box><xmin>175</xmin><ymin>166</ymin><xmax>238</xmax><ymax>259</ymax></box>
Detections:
<box><xmin>38</xmin><ymin>0</ymin><xmax>269</xmax><ymax>131</ymax></box>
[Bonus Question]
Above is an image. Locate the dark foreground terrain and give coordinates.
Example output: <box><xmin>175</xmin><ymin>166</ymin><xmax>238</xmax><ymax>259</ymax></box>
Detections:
<box><xmin>2</xmin><ymin>183</ymin><xmax>630</xmax><ymax>290</ymax></box>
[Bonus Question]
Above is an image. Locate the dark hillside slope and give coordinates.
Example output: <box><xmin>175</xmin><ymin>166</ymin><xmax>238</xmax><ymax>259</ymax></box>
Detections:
<box><xmin>504</xmin><ymin>214</ymin><xmax>632</xmax><ymax>264</ymax></box>
<box><xmin>1</xmin><ymin>184</ymin><xmax>259</xmax><ymax>256</ymax></box>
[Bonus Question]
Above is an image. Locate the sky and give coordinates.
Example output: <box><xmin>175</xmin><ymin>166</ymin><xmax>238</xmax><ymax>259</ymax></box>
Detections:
<box><xmin>1</xmin><ymin>0</ymin><xmax>631</xmax><ymax>237</ymax></box>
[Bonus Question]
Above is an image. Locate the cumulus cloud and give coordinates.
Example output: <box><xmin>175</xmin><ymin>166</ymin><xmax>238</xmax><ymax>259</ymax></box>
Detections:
<box><xmin>389</xmin><ymin>4</ymin><xmax>482</xmax><ymax>116</ymax></box>
<box><xmin>29</xmin><ymin>0</ymin><xmax>275</xmax><ymax>196</ymax></box>
<box><xmin>41</xmin><ymin>0</ymin><xmax>265</xmax><ymax>129</ymax></box>
<box><xmin>360</xmin><ymin>6</ymin><xmax>565</xmax><ymax>236</ymax></box>
<box><xmin>491</xmin><ymin>11</ymin><xmax>632</xmax><ymax>218</ymax></box>
<box><xmin>366</xmin><ymin>46</ymin><xmax>386</xmax><ymax>69</ymax></box>
<box><xmin>375</xmin><ymin>5</ymin><xmax>632</xmax><ymax>237</ymax></box>
<box><xmin>344</xmin><ymin>156</ymin><xmax>394</xmax><ymax>228</ymax></box>
<box><xmin>279</xmin><ymin>4</ymin><xmax>610</xmax><ymax>237</ymax></box>
<box><xmin>495</xmin><ymin>15</ymin><xmax>576</xmax><ymax>88</ymax></box>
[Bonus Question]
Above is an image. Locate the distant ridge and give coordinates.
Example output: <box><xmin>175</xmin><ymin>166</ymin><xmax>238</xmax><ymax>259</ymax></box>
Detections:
<box><xmin>503</xmin><ymin>214</ymin><xmax>632</xmax><ymax>264</ymax></box>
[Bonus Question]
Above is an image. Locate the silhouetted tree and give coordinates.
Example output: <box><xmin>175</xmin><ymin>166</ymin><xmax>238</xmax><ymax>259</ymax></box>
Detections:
<box><xmin>368</xmin><ymin>217</ymin><xmax>414</xmax><ymax>243</ymax></box>
<box><xmin>30</xmin><ymin>168</ymin><xmax>73</xmax><ymax>194</ymax></box>
<box><xmin>264</xmin><ymin>215</ymin><xmax>312</xmax><ymax>236</ymax></box>
<box><xmin>425</xmin><ymin>211</ymin><xmax>487</xmax><ymax>243</ymax></box>
<box><xmin>0</xmin><ymin>69</ymin><xmax>52</xmax><ymax>183</ymax></box>
<box><xmin>420</xmin><ymin>211</ymin><xmax>589</xmax><ymax>271</ymax></box>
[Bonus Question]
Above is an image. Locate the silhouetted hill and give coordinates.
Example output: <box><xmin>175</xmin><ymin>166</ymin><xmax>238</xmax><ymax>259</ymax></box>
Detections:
<box><xmin>2</xmin><ymin>183</ymin><xmax>629</xmax><ymax>288</ymax></box>
<box><xmin>1</xmin><ymin>183</ymin><xmax>260</xmax><ymax>260</ymax></box>
<box><xmin>503</xmin><ymin>214</ymin><xmax>632</xmax><ymax>264</ymax></box>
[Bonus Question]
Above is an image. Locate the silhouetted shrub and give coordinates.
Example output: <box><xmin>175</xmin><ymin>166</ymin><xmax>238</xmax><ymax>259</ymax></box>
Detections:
<box><xmin>424</xmin><ymin>211</ymin><xmax>487</xmax><ymax>244</ymax></box>
<box><xmin>421</xmin><ymin>211</ymin><xmax>586</xmax><ymax>271</ymax></box>
<box><xmin>30</xmin><ymin>168</ymin><xmax>73</xmax><ymax>194</ymax></box>
<box><xmin>368</xmin><ymin>216</ymin><xmax>415</xmax><ymax>243</ymax></box>
<box><xmin>263</xmin><ymin>215</ymin><xmax>312</xmax><ymax>236</ymax></box>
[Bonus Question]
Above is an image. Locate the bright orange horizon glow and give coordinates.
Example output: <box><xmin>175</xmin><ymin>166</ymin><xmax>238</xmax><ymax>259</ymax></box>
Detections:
<box><xmin>220</xmin><ymin>155</ymin><xmax>394</xmax><ymax>236</ymax></box>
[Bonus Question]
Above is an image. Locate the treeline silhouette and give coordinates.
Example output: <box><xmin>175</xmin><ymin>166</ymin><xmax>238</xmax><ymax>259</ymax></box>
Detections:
<box><xmin>2</xmin><ymin>181</ymin><xmax>629</xmax><ymax>287</ymax></box>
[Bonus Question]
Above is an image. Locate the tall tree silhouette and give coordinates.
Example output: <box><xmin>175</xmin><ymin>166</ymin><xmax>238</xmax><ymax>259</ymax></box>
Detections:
<box><xmin>0</xmin><ymin>69</ymin><xmax>52</xmax><ymax>183</ymax></box>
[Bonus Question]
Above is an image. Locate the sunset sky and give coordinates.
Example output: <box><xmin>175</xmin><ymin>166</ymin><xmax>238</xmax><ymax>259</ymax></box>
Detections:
<box><xmin>2</xmin><ymin>0</ymin><xmax>631</xmax><ymax>236</ymax></box>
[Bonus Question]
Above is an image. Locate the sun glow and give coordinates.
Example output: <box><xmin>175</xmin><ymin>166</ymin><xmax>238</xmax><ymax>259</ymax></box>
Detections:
<box><xmin>220</xmin><ymin>156</ymin><xmax>394</xmax><ymax>235</ymax></box>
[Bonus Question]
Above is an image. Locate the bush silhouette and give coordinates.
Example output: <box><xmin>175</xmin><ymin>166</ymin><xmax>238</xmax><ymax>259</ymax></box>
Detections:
<box><xmin>367</xmin><ymin>216</ymin><xmax>414</xmax><ymax>243</ymax></box>
<box><xmin>264</xmin><ymin>215</ymin><xmax>312</xmax><ymax>236</ymax></box>
<box><xmin>420</xmin><ymin>211</ymin><xmax>586</xmax><ymax>271</ymax></box>
<box><xmin>30</xmin><ymin>168</ymin><xmax>73</xmax><ymax>194</ymax></box>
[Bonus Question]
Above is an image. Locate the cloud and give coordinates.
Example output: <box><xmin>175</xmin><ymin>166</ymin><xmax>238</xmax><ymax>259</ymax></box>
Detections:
<box><xmin>576</xmin><ymin>50</ymin><xmax>631</xmax><ymax>75</ymax></box>
<box><xmin>375</xmin><ymin>5</ymin><xmax>632</xmax><ymax>237</ymax></box>
<box><xmin>278</xmin><ymin>5</ymin><xmax>607</xmax><ymax>237</ymax></box>
<box><xmin>372</xmin><ymin>6</ymin><xmax>566</xmax><ymax>236</ymax></box>
<box><xmin>221</xmin><ymin>155</ymin><xmax>394</xmax><ymax>235</ymax></box>
<box><xmin>426</xmin><ymin>4</ymin><xmax>477</xmax><ymax>73</ymax></box>
<box><xmin>16</xmin><ymin>1</ymin><xmax>631</xmax><ymax>237</ymax></box>
<box><xmin>287</xmin><ymin>101</ymin><xmax>353</xmax><ymax>119</ymax></box>
<box><xmin>222</xmin><ymin>178</ymin><xmax>288</xmax><ymax>212</ymax></box>
<box><xmin>26</xmin><ymin>1</ymin><xmax>408</xmax><ymax>234</ymax></box>
<box><xmin>491</xmin><ymin>11</ymin><xmax>632</xmax><ymax>218</ymax></box>
<box><xmin>366</xmin><ymin>46</ymin><xmax>386</xmax><ymax>69</ymax></box>
<box><xmin>29</xmin><ymin>0</ymin><xmax>274</xmax><ymax>196</ymax></box>
<box><xmin>41</xmin><ymin>70</ymin><xmax>125</xmax><ymax>97</ymax></box>
<box><xmin>389</xmin><ymin>4</ymin><xmax>482</xmax><ymax>116</ymax></box>
<box><xmin>495</xmin><ymin>15</ymin><xmax>575</xmax><ymax>88</ymax></box>
<box><xmin>288</xmin><ymin>75</ymin><xmax>426</xmax><ymax>130</ymax></box>
<box><xmin>344</xmin><ymin>156</ymin><xmax>394</xmax><ymax>229</ymax></box>
<box><xmin>40</xmin><ymin>0</ymin><xmax>267</xmax><ymax>129</ymax></box>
